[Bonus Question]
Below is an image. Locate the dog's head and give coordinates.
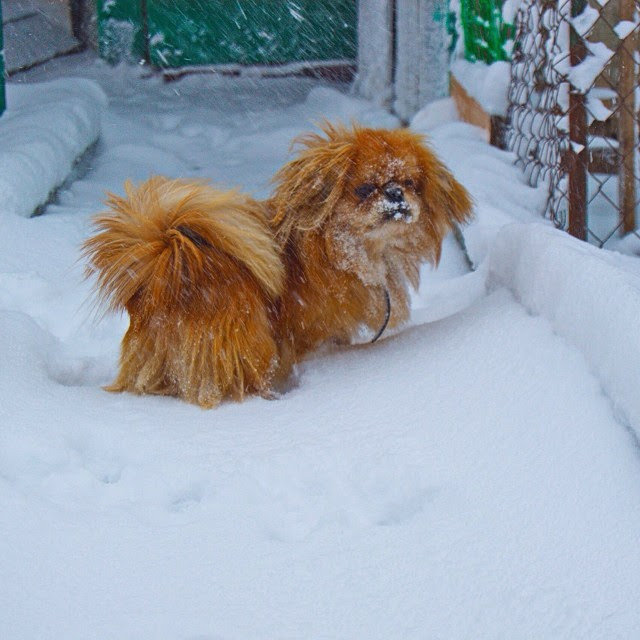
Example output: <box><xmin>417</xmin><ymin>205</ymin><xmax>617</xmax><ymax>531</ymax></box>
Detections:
<box><xmin>270</xmin><ymin>123</ymin><xmax>473</xmax><ymax>284</ymax></box>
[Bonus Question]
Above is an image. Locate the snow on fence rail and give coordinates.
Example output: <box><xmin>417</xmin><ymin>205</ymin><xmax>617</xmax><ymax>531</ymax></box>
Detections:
<box><xmin>508</xmin><ymin>0</ymin><xmax>639</xmax><ymax>247</ymax></box>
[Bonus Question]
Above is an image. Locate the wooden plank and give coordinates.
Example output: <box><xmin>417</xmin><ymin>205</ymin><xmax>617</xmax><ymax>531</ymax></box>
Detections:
<box><xmin>450</xmin><ymin>74</ymin><xmax>491</xmax><ymax>135</ymax></box>
<box><xmin>162</xmin><ymin>61</ymin><xmax>355</xmax><ymax>83</ymax></box>
<box><xmin>568</xmin><ymin>0</ymin><xmax>588</xmax><ymax>241</ymax></box>
<box><xmin>450</xmin><ymin>74</ymin><xmax>509</xmax><ymax>148</ymax></box>
<box><xmin>0</xmin><ymin>1</ymin><xmax>4</xmax><ymax>116</ymax></box>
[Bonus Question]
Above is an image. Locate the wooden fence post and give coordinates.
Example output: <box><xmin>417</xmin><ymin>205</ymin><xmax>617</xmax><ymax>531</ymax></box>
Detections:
<box><xmin>395</xmin><ymin>0</ymin><xmax>449</xmax><ymax>121</ymax></box>
<box><xmin>394</xmin><ymin>0</ymin><xmax>421</xmax><ymax>120</ymax></box>
<box><xmin>568</xmin><ymin>0</ymin><xmax>588</xmax><ymax>240</ymax></box>
<box><xmin>617</xmin><ymin>0</ymin><xmax>637</xmax><ymax>234</ymax></box>
<box><xmin>0</xmin><ymin>1</ymin><xmax>5</xmax><ymax>116</ymax></box>
<box><xmin>354</xmin><ymin>0</ymin><xmax>395</xmax><ymax>109</ymax></box>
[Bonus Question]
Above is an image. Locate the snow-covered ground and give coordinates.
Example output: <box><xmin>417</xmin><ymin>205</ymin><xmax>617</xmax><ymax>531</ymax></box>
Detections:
<box><xmin>2</xmin><ymin>53</ymin><xmax>640</xmax><ymax>639</ymax></box>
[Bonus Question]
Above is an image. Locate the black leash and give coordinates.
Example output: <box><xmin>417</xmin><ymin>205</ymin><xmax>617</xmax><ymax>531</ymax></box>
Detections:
<box><xmin>370</xmin><ymin>288</ymin><xmax>391</xmax><ymax>343</ymax></box>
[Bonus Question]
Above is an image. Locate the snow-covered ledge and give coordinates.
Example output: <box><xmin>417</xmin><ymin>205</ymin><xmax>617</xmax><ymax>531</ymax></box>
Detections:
<box><xmin>489</xmin><ymin>223</ymin><xmax>640</xmax><ymax>434</ymax></box>
<box><xmin>0</xmin><ymin>78</ymin><xmax>106</xmax><ymax>217</ymax></box>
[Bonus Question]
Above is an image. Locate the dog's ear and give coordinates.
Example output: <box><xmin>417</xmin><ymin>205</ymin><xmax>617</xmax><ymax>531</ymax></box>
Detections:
<box><xmin>417</xmin><ymin>139</ymin><xmax>474</xmax><ymax>226</ymax></box>
<box><xmin>270</xmin><ymin>122</ymin><xmax>354</xmax><ymax>244</ymax></box>
<box><xmin>414</xmin><ymin>138</ymin><xmax>474</xmax><ymax>263</ymax></box>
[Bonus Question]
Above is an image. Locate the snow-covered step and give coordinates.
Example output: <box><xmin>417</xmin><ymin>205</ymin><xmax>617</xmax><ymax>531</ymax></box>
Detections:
<box><xmin>2</xmin><ymin>2</ymin><xmax>37</xmax><ymax>23</ymax></box>
<box><xmin>3</xmin><ymin>4</ymin><xmax>81</xmax><ymax>74</ymax></box>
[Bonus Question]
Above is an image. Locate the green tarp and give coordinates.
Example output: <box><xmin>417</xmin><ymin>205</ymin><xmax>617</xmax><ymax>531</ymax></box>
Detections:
<box><xmin>97</xmin><ymin>0</ymin><xmax>357</xmax><ymax>68</ymax></box>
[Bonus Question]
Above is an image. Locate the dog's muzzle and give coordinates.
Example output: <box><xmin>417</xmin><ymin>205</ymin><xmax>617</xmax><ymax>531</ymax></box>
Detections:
<box><xmin>382</xmin><ymin>182</ymin><xmax>413</xmax><ymax>223</ymax></box>
<box><xmin>383</xmin><ymin>201</ymin><xmax>412</xmax><ymax>222</ymax></box>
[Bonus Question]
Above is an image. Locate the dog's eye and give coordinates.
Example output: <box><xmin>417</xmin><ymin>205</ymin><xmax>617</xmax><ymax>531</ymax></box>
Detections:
<box><xmin>354</xmin><ymin>183</ymin><xmax>376</xmax><ymax>200</ymax></box>
<box><xmin>404</xmin><ymin>179</ymin><xmax>416</xmax><ymax>190</ymax></box>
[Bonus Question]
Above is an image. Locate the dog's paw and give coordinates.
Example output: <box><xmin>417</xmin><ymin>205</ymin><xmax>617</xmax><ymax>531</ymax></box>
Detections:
<box><xmin>259</xmin><ymin>388</ymin><xmax>281</xmax><ymax>401</ymax></box>
<box><xmin>269</xmin><ymin>365</ymin><xmax>301</xmax><ymax>397</ymax></box>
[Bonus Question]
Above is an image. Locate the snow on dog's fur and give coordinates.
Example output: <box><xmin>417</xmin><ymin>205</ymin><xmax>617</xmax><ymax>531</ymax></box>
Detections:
<box><xmin>84</xmin><ymin>123</ymin><xmax>473</xmax><ymax>408</ymax></box>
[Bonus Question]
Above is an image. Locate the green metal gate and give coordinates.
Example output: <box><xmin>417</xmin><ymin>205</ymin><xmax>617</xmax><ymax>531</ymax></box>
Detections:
<box><xmin>97</xmin><ymin>1</ymin><xmax>357</xmax><ymax>68</ymax></box>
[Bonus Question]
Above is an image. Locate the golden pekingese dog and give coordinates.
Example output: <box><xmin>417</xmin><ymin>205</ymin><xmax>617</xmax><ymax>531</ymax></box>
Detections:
<box><xmin>83</xmin><ymin>123</ymin><xmax>473</xmax><ymax>408</ymax></box>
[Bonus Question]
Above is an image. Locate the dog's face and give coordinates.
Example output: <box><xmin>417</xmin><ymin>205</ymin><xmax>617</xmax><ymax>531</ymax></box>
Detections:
<box><xmin>270</xmin><ymin>123</ymin><xmax>473</xmax><ymax>284</ymax></box>
<box><xmin>331</xmin><ymin>129</ymin><xmax>431</xmax><ymax>240</ymax></box>
<box><xmin>340</xmin><ymin>134</ymin><xmax>424</xmax><ymax>228</ymax></box>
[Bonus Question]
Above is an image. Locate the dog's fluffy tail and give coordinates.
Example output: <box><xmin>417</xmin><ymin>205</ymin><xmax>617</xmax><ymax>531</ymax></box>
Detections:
<box><xmin>83</xmin><ymin>176</ymin><xmax>284</xmax><ymax>316</ymax></box>
<box><xmin>82</xmin><ymin>177</ymin><xmax>285</xmax><ymax>407</ymax></box>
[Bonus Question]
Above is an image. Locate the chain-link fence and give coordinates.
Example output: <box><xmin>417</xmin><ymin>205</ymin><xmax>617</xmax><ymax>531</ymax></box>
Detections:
<box><xmin>508</xmin><ymin>0</ymin><xmax>639</xmax><ymax>246</ymax></box>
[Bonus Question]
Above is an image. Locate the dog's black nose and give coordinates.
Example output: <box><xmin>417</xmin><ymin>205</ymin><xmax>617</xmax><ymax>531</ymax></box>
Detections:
<box><xmin>384</xmin><ymin>185</ymin><xmax>404</xmax><ymax>203</ymax></box>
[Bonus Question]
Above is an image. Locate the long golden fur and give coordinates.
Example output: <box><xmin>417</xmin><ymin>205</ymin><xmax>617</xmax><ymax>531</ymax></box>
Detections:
<box><xmin>83</xmin><ymin>123</ymin><xmax>473</xmax><ymax>408</ymax></box>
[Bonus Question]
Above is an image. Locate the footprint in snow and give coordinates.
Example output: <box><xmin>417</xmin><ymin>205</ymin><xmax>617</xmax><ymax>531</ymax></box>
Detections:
<box><xmin>168</xmin><ymin>485</ymin><xmax>205</xmax><ymax>513</ymax></box>
<box><xmin>374</xmin><ymin>488</ymin><xmax>436</xmax><ymax>527</ymax></box>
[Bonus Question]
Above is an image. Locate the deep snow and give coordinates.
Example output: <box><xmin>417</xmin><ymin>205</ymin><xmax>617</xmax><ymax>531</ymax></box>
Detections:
<box><xmin>2</xmin><ymin>54</ymin><xmax>640</xmax><ymax>639</ymax></box>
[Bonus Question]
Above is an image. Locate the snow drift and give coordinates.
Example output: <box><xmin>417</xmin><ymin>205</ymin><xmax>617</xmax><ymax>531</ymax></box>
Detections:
<box><xmin>489</xmin><ymin>222</ymin><xmax>640</xmax><ymax>433</ymax></box>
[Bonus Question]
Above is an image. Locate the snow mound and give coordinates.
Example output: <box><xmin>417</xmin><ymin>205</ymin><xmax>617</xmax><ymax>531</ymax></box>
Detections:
<box><xmin>303</xmin><ymin>86</ymin><xmax>400</xmax><ymax>129</ymax></box>
<box><xmin>0</xmin><ymin>78</ymin><xmax>106</xmax><ymax>217</ymax></box>
<box><xmin>410</xmin><ymin>97</ymin><xmax>459</xmax><ymax>132</ymax></box>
